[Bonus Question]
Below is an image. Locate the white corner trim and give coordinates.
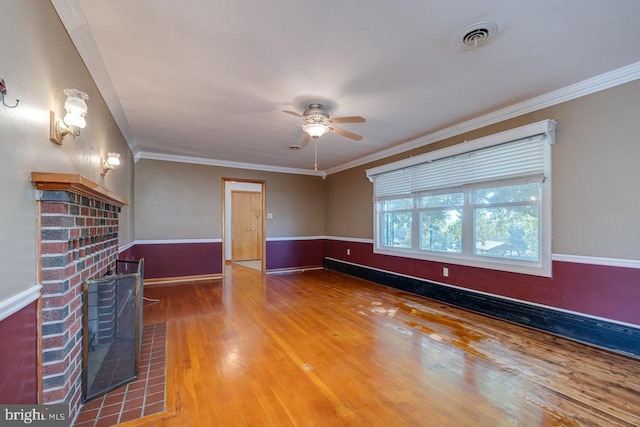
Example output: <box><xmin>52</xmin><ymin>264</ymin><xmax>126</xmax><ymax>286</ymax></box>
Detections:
<box><xmin>325</xmin><ymin>236</ymin><xmax>375</xmax><ymax>244</ymax></box>
<box><xmin>552</xmin><ymin>254</ymin><xmax>640</xmax><ymax>270</ymax></box>
<box><xmin>118</xmin><ymin>241</ymin><xmax>136</xmax><ymax>253</ymax></box>
<box><xmin>129</xmin><ymin>236</ymin><xmax>347</xmax><ymax>245</ymax></box>
<box><xmin>326</xmin><ymin>61</ymin><xmax>640</xmax><ymax>175</ymax></box>
<box><xmin>136</xmin><ymin>151</ymin><xmax>325</xmax><ymax>177</ymax></box>
<box><xmin>266</xmin><ymin>236</ymin><xmax>326</xmax><ymax>241</ymax></box>
<box><xmin>0</xmin><ymin>285</ymin><xmax>42</xmax><ymax>322</ymax></box>
<box><xmin>135</xmin><ymin>238</ymin><xmax>223</xmax><ymax>245</ymax></box>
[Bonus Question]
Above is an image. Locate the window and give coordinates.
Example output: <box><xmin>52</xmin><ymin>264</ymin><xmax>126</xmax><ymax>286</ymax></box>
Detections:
<box><xmin>366</xmin><ymin>120</ymin><xmax>556</xmax><ymax>277</ymax></box>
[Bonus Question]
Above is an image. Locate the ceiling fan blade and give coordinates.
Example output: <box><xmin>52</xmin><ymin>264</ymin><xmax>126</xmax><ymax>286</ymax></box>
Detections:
<box><xmin>331</xmin><ymin>126</ymin><xmax>363</xmax><ymax>141</ymax></box>
<box><xmin>299</xmin><ymin>134</ymin><xmax>311</xmax><ymax>149</ymax></box>
<box><xmin>283</xmin><ymin>110</ymin><xmax>304</xmax><ymax>118</ymax></box>
<box><xmin>331</xmin><ymin>116</ymin><xmax>366</xmax><ymax>123</ymax></box>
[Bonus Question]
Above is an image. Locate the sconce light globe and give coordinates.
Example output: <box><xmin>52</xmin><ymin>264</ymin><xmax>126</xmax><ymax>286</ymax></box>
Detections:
<box><xmin>62</xmin><ymin>89</ymin><xmax>89</xmax><ymax>129</ymax></box>
<box><xmin>106</xmin><ymin>153</ymin><xmax>121</xmax><ymax>167</ymax></box>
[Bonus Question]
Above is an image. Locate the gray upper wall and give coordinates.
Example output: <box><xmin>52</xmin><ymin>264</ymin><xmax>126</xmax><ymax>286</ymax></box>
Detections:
<box><xmin>0</xmin><ymin>1</ymin><xmax>133</xmax><ymax>303</ymax></box>
<box><xmin>134</xmin><ymin>159</ymin><xmax>325</xmax><ymax>240</ymax></box>
<box><xmin>326</xmin><ymin>79</ymin><xmax>640</xmax><ymax>260</ymax></box>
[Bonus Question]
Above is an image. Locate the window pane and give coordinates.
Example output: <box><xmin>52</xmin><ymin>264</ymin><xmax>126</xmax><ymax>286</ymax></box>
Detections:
<box><xmin>418</xmin><ymin>192</ymin><xmax>463</xmax><ymax>208</ymax></box>
<box><xmin>382</xmin><ymin>198</ymin><xmax>413</xmax><ymax>210</ymax></box>
<box><xmin>474</xmin><ymin>205</ymin><xmax>539</xmax><ymax>260</ymax></box>
<box><xmin>475</xmin><ymin>183</ymin><xmax>540</xmax><ymax>204</ymax></box>
<box><xmin>420</xmin><ymin>209</ymin><xmax>462</xmax><ymax>253</ymax></box>
<box><xmin>381</xmin><ymin>212</ymin><xmax>412</xmax><ymax>248</ymax></box>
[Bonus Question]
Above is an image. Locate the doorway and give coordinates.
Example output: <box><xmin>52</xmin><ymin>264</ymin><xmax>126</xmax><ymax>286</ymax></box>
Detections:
<box><xmin>223</xmin><ymin>179</ymin><xmax>265</xmax><ymax>274</ymax></box>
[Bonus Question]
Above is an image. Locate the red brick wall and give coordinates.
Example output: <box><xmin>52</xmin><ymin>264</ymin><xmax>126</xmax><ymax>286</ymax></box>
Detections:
<box><xmin>39</xmin><ymin>190</ymin><xmax>121</xmax><ymax>419</ymax></box>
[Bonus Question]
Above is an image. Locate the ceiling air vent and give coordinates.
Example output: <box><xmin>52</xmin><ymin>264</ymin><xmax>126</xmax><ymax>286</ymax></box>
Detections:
<box><xmin>456</xmin><ymin>21</ymin><xmax>497</xmax><ymax>48</ymax></box>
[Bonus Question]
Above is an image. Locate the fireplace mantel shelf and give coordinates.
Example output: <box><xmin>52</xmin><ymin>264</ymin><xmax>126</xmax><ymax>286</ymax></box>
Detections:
<box><xmin>31</xmin><ymin>172</ymin><xmax>128</xmax><ymax>207</ymax></box>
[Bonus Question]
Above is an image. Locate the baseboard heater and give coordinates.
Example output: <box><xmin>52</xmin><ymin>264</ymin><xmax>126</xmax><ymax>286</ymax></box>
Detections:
<box><xmin>324</xmin><ymin>257</ymin><xmax>640</xmax><ymax>359</ymax></box>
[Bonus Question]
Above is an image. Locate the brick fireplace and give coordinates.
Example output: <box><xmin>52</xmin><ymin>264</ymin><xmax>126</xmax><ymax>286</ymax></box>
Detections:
<box><xmin>31</xmin><ymin>173</ymin><xmax>128</xmax><ymax>420</ymax></box>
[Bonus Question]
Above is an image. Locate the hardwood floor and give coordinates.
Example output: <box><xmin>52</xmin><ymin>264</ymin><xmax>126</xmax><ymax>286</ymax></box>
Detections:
<box><xmin>126</xmin><ymin>265</ymin><xmax>640</xmax><ymax>426</ymax></box>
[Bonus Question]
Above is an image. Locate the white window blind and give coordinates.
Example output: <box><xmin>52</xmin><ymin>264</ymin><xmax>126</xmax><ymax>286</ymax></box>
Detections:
<box><xmin>373</xmin><ymin>135</ymin><xmax>546</xmax><ymax>200</ymax></box>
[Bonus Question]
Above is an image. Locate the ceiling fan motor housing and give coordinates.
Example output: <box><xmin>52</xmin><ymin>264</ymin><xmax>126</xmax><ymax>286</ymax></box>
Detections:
<box><xmin>303</xmin><ymin>103</ymin><xmax>330</xmax><ymax>123</ymax></box>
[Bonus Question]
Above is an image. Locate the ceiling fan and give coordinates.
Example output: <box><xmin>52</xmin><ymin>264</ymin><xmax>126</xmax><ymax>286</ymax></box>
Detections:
<box><xmin>283</xmin><ymin>103</ymin><xmax>366</xmax><ymax>150</ymax></box>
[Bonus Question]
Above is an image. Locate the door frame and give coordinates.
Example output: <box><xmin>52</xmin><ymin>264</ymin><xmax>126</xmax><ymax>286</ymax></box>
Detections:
<box><xmin>222</xmin><ymin>178</ymin><xmax>266</xmax><ymax>275</ymax></box>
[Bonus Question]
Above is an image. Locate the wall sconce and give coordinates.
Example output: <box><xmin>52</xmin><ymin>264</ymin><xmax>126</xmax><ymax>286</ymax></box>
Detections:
<box><xmin>50</xmin><ymin>89</ymin><xmax>89</xmax><ymax>145</ymax></box>
<box><xmin>102</xmin><ymin>152</ymin><xmax>121</xmax><ymax>176</ymax></box>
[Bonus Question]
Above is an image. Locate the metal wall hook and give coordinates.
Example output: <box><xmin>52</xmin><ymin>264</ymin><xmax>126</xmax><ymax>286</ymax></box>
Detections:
<box><xmin>0</xmin><ymin>79</ymin><xmax>20</xmax><ymax>108</ymax></box>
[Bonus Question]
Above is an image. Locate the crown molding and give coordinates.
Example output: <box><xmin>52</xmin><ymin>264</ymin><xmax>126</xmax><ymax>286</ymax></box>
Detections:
<box><xmin>51</xmin><ymin>0</ymin><xmax>139</xmax><ymax>153</ymax></box>
<box><xmin>136</xmin><ymin>151</ymin><xmax>326</xmax><ymax>177</ymax></box>
<box><xmin>325</xmin><ymin>61</ymin><xmax>640</xmax><ymax>175</ymax></box>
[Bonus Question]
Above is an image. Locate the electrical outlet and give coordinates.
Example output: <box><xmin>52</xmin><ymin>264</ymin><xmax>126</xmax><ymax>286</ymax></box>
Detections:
<box><xmin>443</xmin><ymin>267</ymin><xmax>449</xmax><ymax>277</ymax></box>
<box><xmin>346</xmin><ymin>249</ymin><xmax>351</xmax><ymax>255</ymax></box>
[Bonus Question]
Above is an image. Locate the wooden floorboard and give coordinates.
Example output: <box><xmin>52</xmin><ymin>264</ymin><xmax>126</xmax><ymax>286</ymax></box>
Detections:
<box><xmin>124</xmin><ymin>265</ymin><xmax>640</xmax><ymax>426</ymax></box>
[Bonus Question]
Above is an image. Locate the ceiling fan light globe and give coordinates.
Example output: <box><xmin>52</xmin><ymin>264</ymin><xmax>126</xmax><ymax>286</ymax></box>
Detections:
<box><xmin>303</xmin><ymin>123</ymin><xmax>329</xmax><ymax>138</ymax></box>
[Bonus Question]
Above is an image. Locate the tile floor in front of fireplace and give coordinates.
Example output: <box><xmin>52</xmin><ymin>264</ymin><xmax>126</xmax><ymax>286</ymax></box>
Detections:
<box><xmin>74</xmin><ymin>323</ymin><xmax>167</xmax><ymax>427</ymax></box>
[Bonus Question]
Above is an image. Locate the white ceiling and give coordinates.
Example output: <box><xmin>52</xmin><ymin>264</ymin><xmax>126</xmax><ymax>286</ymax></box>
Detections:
<box><xmin>53</xmin><ymin>0</ymin><xmax>640</xmax><ymax>175</ymax></box>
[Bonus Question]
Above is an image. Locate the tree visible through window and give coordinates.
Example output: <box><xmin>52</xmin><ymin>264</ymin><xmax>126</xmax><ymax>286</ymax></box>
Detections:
<box><xmin>419</xmin><ymin>193</ymin><xmax>462</xmax><ymax>253</ymax></box>
<box><xmin>367</xmin><ymin>120</ymin><xmax>555</xmax><ymax>277</ymax></box>
<box><xmin>473</xmin><ymin>183</ymin><xmax>539</xmax><ymax>260</ymax></box>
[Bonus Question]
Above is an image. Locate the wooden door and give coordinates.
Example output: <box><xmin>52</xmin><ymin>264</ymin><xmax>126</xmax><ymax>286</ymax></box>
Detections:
<box><xmin>231</xmin><ymin>191</ymin><xmax>262</xmax><ymax>261</ymax></box>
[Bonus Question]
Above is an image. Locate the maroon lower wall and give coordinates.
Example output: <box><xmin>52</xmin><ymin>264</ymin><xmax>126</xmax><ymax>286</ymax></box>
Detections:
<box><xmin>266</xmin><ymin>239</ymin><xmax>325</xmax><ymax>270</ymax></box>
<box><xmin>124</xmin><ymin>242</ymin><xmax>223</xmax><ymax>279</ymax></box>
<box><xmin>0</xmin><ymin>301</ymin><xmax>38</xmax><ymax>404</ymax></box>
<box><xmin>325</xmin><ymin>239</ymin><xmax>640</xmax><ymax>326</ymax></box>
<box><xmin>120</xmin><ymin>239</ymin><xmax>325</xmax><ymax>279</ymax></box>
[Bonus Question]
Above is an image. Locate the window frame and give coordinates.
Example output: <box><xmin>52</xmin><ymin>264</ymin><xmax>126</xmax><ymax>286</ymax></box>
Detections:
<box><xmin>367</xmin><ymin>120</ymin><xmax>556</xmax><ymax>277</ymax></box>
